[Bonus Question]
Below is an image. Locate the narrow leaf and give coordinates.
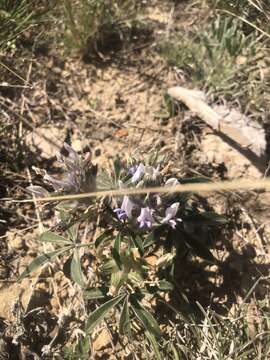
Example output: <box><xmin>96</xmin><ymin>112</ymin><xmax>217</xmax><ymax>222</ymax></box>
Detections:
<box><xmin>129</xmin><ymin>234</ymin><xmax>144</xmax><ymax>254</ymax></box>
<box><xmin>158</xmin><ymin>279</ymin><xmax>174</xmax><ymax>291</ymax></box>
<box><xmin>67</xmin><ymin>224</ymin><xmax>78</xmax><ymax>242</ymax></box>
<box><xmin>71</xmin><ymin>249</ymin><xmax>85</xmax><ymax>287</ymax></box>
<box><xmin>145</xmin><ymin>331</ymin><xmax>163</xmax><ymax>360</ymax></box>
<box><xmin>114</xmin><ymin>232</ymin><xmax>122</xmax><ymax>253</ymax></box>
<box><xmin>84</xmin><ymin>287</ymin><xmax>109</xmax><ymax>300</ymax></box>
<box><xmin>110</xmin><ymin>271</ymin><xmax>126</xmax><ymax>293</ymax></box>
<box><xmin>95</xmin><ymin>229</ymin><xmax>113</xmax><ymax>248</ymax></box>
<box><xmin>143</xmin><ymin>232</ymin><xmax>155</xmax><ymax>248</ymax></box>
<box><xmin>112</xmin><ymin>248</ymin><xmax>122</xmax><ymax>270</ymax></box>
<box><xmin>85</xmin><ymin>294</ymin><xmax>125</xmax><ymax>333</ymax></box>
<box><xmin>40</xmin><ymin>231</ymin><xmax>71</xmax><ymax>245</ymax></box>
<box><xmin>18</xmin><ymin>247</ymin><xmax>70</xmax><ymax>281</ymax></box>
<box><xmin>180</xmin><ymin>177</ymin><xmax>211</xmax><ymax>184</ymax></box>
<box><xmin>184</xmin><ymin>233</ymin><xmax>216</xmax><ymax>263</ymax></box>
<box><xmin>199</xmin><ymin>211</ymin><xmax>228</xmax><ymax>224</ymax></box>
<box><xmin>101</xmin><ymin>258</ymin><xmax>118</xmax><ymax>274</ymax></box>
<box><xmin>119</xmin><ymin>296</ymin><xmax>131</xmax><ymax>336</ymax></box>
<box><xmin>131</xmin><ymin>297</ymin><xmax>162</xmax><ymax>338</ymax></box>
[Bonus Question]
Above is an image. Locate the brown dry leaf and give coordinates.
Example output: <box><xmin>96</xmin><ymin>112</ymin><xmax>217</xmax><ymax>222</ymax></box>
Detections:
<box><xmin>145</xmin><ymin>255</ymin><xmax>158</xmax><ymax>267</ymax></box>
<box><xmin>114</xmin><ymin>128</ymin><xmax>128</xmax><ymax>138</ymax></box>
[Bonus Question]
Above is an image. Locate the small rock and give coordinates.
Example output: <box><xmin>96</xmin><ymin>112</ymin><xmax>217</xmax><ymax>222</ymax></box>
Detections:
<box><xmin>7</xmin><ymin>231</ymin><xmax>24</xmax><ymax>250</ymax></box>
<box><xmin>93</xmin><ymin>329</ymin><xmax>111</xmax><ymax>351</ymax></box>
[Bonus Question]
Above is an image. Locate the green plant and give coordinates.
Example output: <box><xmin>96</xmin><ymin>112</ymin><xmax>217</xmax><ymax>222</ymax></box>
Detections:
<box><xmin>0</xmin><ymin>0</ymin><xmax>48</xmax><ymax>54</ymax></box>
<box><xmin>19</xmin><ymin>144</ymin><xmax>227</xmax><ymax>356</ymax></box>
<box><xmin>159</xmin><ymin>14</ymin><xmax>269</xmax><ymax>116</ymax></box>
<box><xmin>60</xmin><ymin>0</ymin><xmax>146</xmax><ymax>58</ymax></box>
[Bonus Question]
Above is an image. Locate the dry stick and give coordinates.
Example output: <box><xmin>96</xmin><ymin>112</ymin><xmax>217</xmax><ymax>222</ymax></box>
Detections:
<box><xmin>167</xmin><ymin>86</ymin><xmax>267</xmax><ymax>173</ymax></box>
<box><xmin>25</xmin><ymin>168</ymin><xmax>45</xmax><ymax>314</ymax></box>
<box><xmin>11</xmin><ymin>178</ymin><xmax>270</xmax><ymax>204</ymax></box>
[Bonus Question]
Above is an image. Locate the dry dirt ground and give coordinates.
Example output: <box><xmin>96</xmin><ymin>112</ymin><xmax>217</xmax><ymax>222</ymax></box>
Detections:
<box><xmin>0</xmin><ymin>1</ymin><xmax>270</xmax><ymax>358</ymax></box>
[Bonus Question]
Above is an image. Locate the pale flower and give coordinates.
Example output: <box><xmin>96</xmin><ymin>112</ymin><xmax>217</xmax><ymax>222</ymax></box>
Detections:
<box><xmin>137</xmin><ymin>207</ymin><xmax>155</xmax><ymax>228</ymax></box>
<box><xmin>162</xmin><ymin>202</ymin><xmax>182</xmax><ymax>229</ymax></box>
<box><xmin>114</xmin><ymin>196</ymin><xmax>135</xmax><ymax>220</ymax></box>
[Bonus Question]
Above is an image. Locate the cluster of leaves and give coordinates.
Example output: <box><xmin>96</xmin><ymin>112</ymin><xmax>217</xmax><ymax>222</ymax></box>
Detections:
<box><xmin>19</xmin><ymin>147</ymin><xmax>229</xmax><ymax>356</ymax></box>
<box><xmin>206</xmin><ymin>0</ymin><xmax>270</xmax><ymax>27</ymax></box>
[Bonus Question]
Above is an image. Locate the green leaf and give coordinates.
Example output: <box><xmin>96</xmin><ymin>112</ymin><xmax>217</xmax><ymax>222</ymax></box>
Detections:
<box><xmin>67</xmin><ymin>224</ymin><xmax>78</xmax><ymax>242</ymax></box>
<box><xmin>184</xmin><ymin>233</ymin><xmax>216</xmax><ymax>263</ymax></box>
<box><xmin>143</xmin><ymin>232</ymin><xmax>155</xmax><ymax>248</ymax></box>
<box><xmin>129</xmin><ymin>234</ymin><xmax>144</xmax><ymax>254</ymax></box>
<box><xmin>170</xmin><ymin>344</ymin><xmax>181</xmax><ymax>360</ymax></box>
<box><xmin>101</xmin><ymin>258</ymin><xmax>118</xmax><ymax>274</ymax></box>
<box><xmin>84</xmin><ymin>287</ymin><xmax>109</xmax><ymax>300</ymax></box>
<box><xmin>131</xmin><ymin>297</ymin><xmax>162</xmax><ymax>338</ymax></box>
<box><xmin>199</xmin><ymin>211</ymin><xmax>228</xmax><ymax>224</ymax></box>
<box><xmin>113</xmin><ymin>156</ymin><xmax>122</xmax><ymax>180</ymax></box>
<box><xmin>112</xmin><ymin>248</ymin><xmax>122</xmax><ymax>270</ymax></box>
<box><xmin>71</xmin><ymin>249</ymin><xmax>85</xmax><ymax>287</ymax></box>
<box><xmin>18</xmin><ymin>247</ymin><xmax>71</xmax><ymax>281</ymax></box>
<box><xmin>119</xmin><ymin>296</ymin><xmax>131</xmax><ymax>336</ymax></box>
<box><xmin>180</xmin><ymin>177</ymin><xmax>211</xmax><ymax>184</ymax></box>
<box><xmin>85</xmin><ymin>294</ymin><xmax>125</xmax><ymax>333</ymax></box>
<box><xmin>110</xmin><ymin>271</ymin><xmax>126</xmax><ymax>293</ymax></box>
<box><xmin>114</xmin><ymin>232</ymin><xmax>122</xmax><ymax>254</ymax></box>
<box><xmin>39</xmin><ymin>231</ymin><xmax>72</xmax><ymax>245</ymax></box>
<box><xmin>128</xmin><ymin>271</ymin><xmax>144</xmax><ymax>285</ymax></box>
<box><xmin>158</xmin><ymin>279</ymin><xmax>174</xmax><ymax>291</ymax></box>
<box><xmin>134</xmin><ymin>235</ymin><xmax>144</xmax><ymax>254</ymax></box>
<box><xmin>95</xmin><ymin>229</ymin><xmax>113</xmax><ymax>248</ymax></box>
<box><xmin>145</xmin><ymin>331</ymin><xmax>163</xmax><ymax>360</ymax></box>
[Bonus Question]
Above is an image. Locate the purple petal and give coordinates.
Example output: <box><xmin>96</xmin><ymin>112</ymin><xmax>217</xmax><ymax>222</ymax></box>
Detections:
<box><xmin>129</xmin><ymin>165</ymin><xmax>138</xmax><ymax>176</ymax></box>
<box><xmin>162</xmin><ymin>202</ymin><xmax>182</xmax><ymax>228</ymax></box>
<box><xmin>121</xmin><ymin>196</ymin><xmax>134</xmax><ymax>219</ymax></box>
<box><xmin>137</xmin><ymin>207</ymin><xmax>155</xmax><ymax>228</ymax></box>
<box><xmin>131</xmin><ymin>163</ymin><xmax>145</xmax><ymax>183</ymax></box>
<box><xmin>145</xmin><ymin>165</ymin><xmax>160</xmax><ymax>180</ymax></box>
<box><xmin>114</xmin><ymin>208</ymin><xmax>127</xmax><ymax>221</ymax></box>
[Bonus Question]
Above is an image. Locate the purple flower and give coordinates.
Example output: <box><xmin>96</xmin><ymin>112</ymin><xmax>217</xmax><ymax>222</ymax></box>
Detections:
<box><xmin>137</xmin><ymin>207</ymin><xmax>155</xmax><ymax>228</ymax></box>
<box><xmin>114</xmin><ymin>208</ymin><xmax>127</xmax><ymax>221</ymax></box>
<box><xmin>114</xmin><ymin>196</ymin><xmax>134</xmax><ymax>221</ymax></box>
<box><xmin>131</xmin><ymin>163</ymin><xmax>145</xmax><ymax>183</ymax></box>
<box><xmin>129</xmin><ymin>165</ymin><xmax>138</xmax><ymax>176</ymax></box>
<box><xmin>131</xmin><ymin>163</ymin><xmax>160</xmax><ymax>183</ymax></box>
<box><xmin>162</xmin><ymin>202</ymin><xmax>182</xmax><ymax>229</ymax></box>
<box><xmin>30</xmin><ymin>143</ymin><xmax>97</xmax><ymax>196</ymax></box>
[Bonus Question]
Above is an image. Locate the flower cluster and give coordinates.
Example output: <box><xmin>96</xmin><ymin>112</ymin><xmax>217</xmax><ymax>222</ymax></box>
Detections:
<box><xmin>114</xmin><ymin>162</ymin><xmax>182</xmax><ymax>230</ymax></box>
<box><xmin>27</xmin><ymin>143</ymin><xmax>97</xmax><ymax>197</ymax></box>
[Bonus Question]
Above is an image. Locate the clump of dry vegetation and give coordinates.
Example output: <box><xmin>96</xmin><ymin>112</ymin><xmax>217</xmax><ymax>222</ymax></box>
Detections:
<box><xmin>0</xmin><ymin>0</ymin><xmax>270</xmax><ymax>359</ymax></box>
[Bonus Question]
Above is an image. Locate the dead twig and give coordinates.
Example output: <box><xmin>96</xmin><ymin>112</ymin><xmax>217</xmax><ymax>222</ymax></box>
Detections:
<box><xmin>168</xmin><ymin>86</ymin><xmax>267</xmax><ymax>173</ymax></box>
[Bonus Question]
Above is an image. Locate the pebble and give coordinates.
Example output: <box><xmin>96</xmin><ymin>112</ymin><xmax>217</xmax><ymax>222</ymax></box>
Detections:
<box><xmin>93</xmin><ymin>329</ymin><xmax>111</xmax><ymax>351</ymax></box>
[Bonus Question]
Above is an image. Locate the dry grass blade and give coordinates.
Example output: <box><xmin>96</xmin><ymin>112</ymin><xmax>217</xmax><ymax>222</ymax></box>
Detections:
<box><xmin>8</xmin><ymin>177</ymin><xmax>270</xmax><ymax>203</ymax></box>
